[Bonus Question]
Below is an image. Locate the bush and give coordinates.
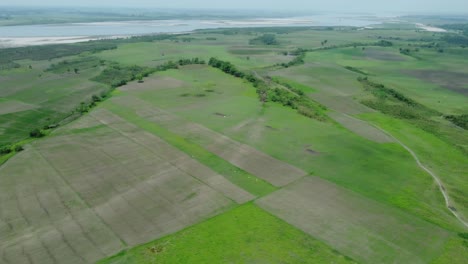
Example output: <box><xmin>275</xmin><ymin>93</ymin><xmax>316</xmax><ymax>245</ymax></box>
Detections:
<box><xmin>14</xmin><ymin>145</ymin><xmax>24</xmax><ymax>152</ymax></box>
<box><xmin>29</xmin><ymin>128</ymin><xmax>45</xmax><ymax>138</ymax></box>
<box><xmin>0</xmin><ymin>147</ymin><xmax>11</xmax><ymax>154</ymax></box>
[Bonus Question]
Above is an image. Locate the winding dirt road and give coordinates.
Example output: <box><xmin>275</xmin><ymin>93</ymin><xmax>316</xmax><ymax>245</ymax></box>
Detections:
<box><xmin>343</xmin><ymin>113</ymin><xmax>468</xmax><ymax>229</ymax></box>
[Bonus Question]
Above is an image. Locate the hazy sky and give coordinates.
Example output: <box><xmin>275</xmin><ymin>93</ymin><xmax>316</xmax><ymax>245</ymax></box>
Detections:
<box><xmin>3</xmin><ymin>0</ymin><xmax>468</xmax><ymax>13</ymax></box>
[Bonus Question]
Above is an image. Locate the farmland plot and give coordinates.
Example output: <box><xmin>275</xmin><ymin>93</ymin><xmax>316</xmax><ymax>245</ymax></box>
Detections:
<box><xmin>109</xmin><ymin>96</ymin><xmax>307</xmax><ymax>187</ymax></box>
<box><xmin>0</xmin><ymin>108</ymin><xmax>251</xmax><ymax>263</ymax></box>
<box><xmin>256</xmin><ymin>177</ymin><xmax>451</xmax><ymax>264</ymax></box>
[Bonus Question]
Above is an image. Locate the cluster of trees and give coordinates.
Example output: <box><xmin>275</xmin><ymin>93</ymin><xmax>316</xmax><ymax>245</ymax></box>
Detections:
<box><xmin>208</xmin><ymin>58</ymin><xmax>246</xmax><ymax>78</ymax></box>
<box><xmin>278</xmin><ymin>49</ymin><xmax>306</xmax><ymax>68</ymax></box>
<box><xmin>92</xmin><ymin>63</ymin><xmax>154</xmax><ymax>88</ymax></box>
<box><xmin>29</xmin><ymin>128</ymin><xmax>45</xmax><ymax>138</ymax></box>
<box><xmin>344</xmin><ymin>66</ymin><xmax>368</xmax><ymax>75</ymax></box>
<box><xmin>445</xmin><ymin>114</ymin><xmax>468</xmax><ymax>130</ymax></box>
<box><xmin>208</xmin><ymin>57</ymin><xmax>327</xmax><ymax>121</ymax></box>
<box><xmin>47</xmin><ymin>56</ymin><xmax>104</xmax><ymax>74</ymax></box>
<box><xmin>357</xmin><ymin>77</ymin><xmax>420</xmax><ymax>107</ymax></box>
<box><xmin>249</xmin><ymin>34</ymin><xmax>278</xmax><ymax>45</ymax></box>
<box><xmin>0</xmin><ymin>42</ymin><xmax>117</xmax><ymax>64</ymax></box>
<box><xmin>177</xmin><ymin>58</ymin><xmax>206</xmax><ymax>66</ymax></box>
<box><xmin>0</xmin><ymin>144</ymin><xmax>23</xmax><ymax>155</ymax></box>
<box><xmin>357</xmin><ymin>76</ymin><xmax>440</xmax><ymax>121</ymax></box>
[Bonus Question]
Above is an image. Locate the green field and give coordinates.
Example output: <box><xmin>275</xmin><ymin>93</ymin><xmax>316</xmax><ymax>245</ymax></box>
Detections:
<box><xmin>99</xmin><ymin>203</ymin><xmax>356</xmax><ymax>264</ymax></box>
<box><xmin>1</xmin><ymin>20</ymin><xmax>468</xmax><ymax>264</ymax></box>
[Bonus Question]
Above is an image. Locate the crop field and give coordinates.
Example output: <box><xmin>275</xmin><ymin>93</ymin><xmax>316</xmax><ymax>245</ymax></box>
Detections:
<box><xmin>99</xmin><ymin>204</ymin><xmax>357</xmax><ymax>264</ymax></box>
<box><xmin>0</xmin><ymin>57</ymin><xmax>108</xmax><ymax>146</ymax></box>
<box><xmin>0</xmin><ymin>107</ymin><xmax>255</xmax><ymax>263</ymax></box>
<box><xmin>1</xmin><ymin>21</ymin><xmax>468</xmax><ymax>264</ymax></box>
<box><xmin>110</xmin><ymin>66</ymin><xmax>460</xmax><ymax>230</ymax></box>
<box><xmin>256</xmin><ymin>177</ymin><xmax>451</xmax><ymax>264</ymax></box>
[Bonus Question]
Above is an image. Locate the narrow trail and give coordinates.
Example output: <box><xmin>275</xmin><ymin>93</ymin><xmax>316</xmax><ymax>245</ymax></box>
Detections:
<box><xmin>343</xmin><ymin>113</ymin><xmax>468</xmax><ymax>229</ymax></box>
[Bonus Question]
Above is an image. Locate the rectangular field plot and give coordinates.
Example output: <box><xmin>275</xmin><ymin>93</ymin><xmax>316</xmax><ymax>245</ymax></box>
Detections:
<box><xmin>256</xmin><ymin>177</ymin><xmax>451</xmax><ymax>264</ymax></box>
<box><xmin>109</xmin><ymin>96</ymin><xmax>306</xmax><ymax>187</ymax></box>
<box><xmin>328</xmin><ymin>112</ymin><xmax>394</xmax><ymax>143</ymax></box>
<box><xmin>0</xmin><ymin>110</ymin><xmax>252</xmax><ymax>263</ymax></box>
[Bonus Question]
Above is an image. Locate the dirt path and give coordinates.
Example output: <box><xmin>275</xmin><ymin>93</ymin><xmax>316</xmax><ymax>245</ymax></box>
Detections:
<box><xmin>343</xmin><ymin>114</ymin><xmax>468</xmax><ymax>229</ymax></box>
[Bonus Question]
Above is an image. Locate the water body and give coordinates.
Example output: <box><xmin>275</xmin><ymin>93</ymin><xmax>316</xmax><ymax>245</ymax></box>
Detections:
<box><xmin>0</xmin><ymin>15</ymin><xmax>383</xmax><ymax>47</ymax></box>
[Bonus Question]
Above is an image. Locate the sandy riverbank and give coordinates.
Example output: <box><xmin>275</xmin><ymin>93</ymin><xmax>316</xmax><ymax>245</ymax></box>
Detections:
<box><xmin>416</xmin><ymin>23</ymin><xmax>447</xmax><ymax>32</ymax></box>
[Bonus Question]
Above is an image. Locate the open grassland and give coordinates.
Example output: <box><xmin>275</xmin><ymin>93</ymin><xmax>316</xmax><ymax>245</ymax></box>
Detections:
<box><xmin>296</xmin><ymin>46</ymin><xmax>468</xmax><ymax>115</ymax></box>
<box><xmin>1</xmin><ymin>24</ymin><xmax>468</xmax><ymax>264</ymax></box>
<box><xmin>256</xmin><ymin>177</ymin><xmax>451</xmax><ymax>264</ymax></box>
<box><xmin>96</xmin><ymin>40</ymin><xmax>291</xmax><ymax>70</ymax></box>
<box><xmin>99</xmin><ymin>203</ymin><xmax>356</xmax><ymax>264</ymax></box>
<box><xmin>361</xmin><ymin>112</ymin><xmax>468</xmax><ymax>226</ymax></box>
<box><xmin>117</xmin><ymin>66</ymin><xmax>461</xmax><ymax>230</ymax></box>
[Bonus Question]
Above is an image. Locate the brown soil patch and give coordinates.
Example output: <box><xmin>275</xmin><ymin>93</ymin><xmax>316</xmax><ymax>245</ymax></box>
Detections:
<box><xmin>405</xmin><ymin>70</ymin><xmax>468</xmax><ymax>96</ymax></box>
<box><xmin>329</xmin><ymin>112</ymin><xmax>394</xmax><ymax>143</ymax></box>
<box><xmin>365</xmin><ymin>48</ymin><xmax>406</xmax><ymax>61</ymax></box>
<box><xmin>256</xmin><ymin>177</ymin><xmax>450</xmax><ymax>264</ymax></box>
<box><xmin>111</xmin><ymin>96</ymin><xmax>307</xmax><ymax>187</ymax></box>
<box><xmin>0</xmin><ymin>109</ymin><xmax>253</xmax><ymax>263</ymax></box>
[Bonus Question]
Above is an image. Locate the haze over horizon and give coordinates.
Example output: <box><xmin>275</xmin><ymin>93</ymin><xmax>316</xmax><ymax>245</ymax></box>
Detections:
<box><xmin>2</xmin><ymin>0</ymin><xmax>468</xmax><ymax>14</ymax></box>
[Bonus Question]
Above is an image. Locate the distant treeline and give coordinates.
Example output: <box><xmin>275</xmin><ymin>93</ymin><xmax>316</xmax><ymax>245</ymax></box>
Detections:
<box><xmin>440</xmin><ymin>24</ymin><xmax>468</xmax><ymax>36</ymax></box>
<box><xmin>441</xmin><ymin>34</ymin><xmax>468</xmax><ymax>47</ymax></box>
<box><xmin>249</xmin><ymin>34</ymin><xmax>278</xmax><ymax>45</ymax></box>
<box><xmin>0</xmin><ymin>34</ymin><xmax>180</xmax><ymax>71</ymax></box>
<box><xmin>0</xmin><ymin>42</ymin><xmax>117</xmax><ymax>64</ymax></box>
<box><xmin>208</xmin><ymin>57</ymin><xmax>328</xmax><ymax>121</ymax></box>
<box><xmin>277</xmin><ymin>40</ymin><xmax>394</xmax><ymax>68</ymax></box>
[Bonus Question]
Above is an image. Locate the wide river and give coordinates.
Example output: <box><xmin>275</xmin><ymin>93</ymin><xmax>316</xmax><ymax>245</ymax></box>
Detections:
<box><xmin>0</xmin><ymin>14</ymin><xmax>388</xmax><ymax>47</ymax></box>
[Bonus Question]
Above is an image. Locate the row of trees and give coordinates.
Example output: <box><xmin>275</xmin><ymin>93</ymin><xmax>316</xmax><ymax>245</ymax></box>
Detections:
<box><xmin>208</xmin><ymin>57</ymin><xmax>327</xmax><ymax>121</ymax></box>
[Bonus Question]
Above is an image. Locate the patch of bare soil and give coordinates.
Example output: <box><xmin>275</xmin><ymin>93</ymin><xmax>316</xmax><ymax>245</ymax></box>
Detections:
<box><xmin>365</xmin><ymin>48</ymin><xmax>406</xmax><ymax>61</ymax></box>
<box><xmin>405</xmin><ymin>70</ymin><xmax>468</xmax><ymax>96</ymax></box>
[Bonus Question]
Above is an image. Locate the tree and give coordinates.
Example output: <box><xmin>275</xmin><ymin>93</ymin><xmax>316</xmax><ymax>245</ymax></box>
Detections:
<box><xmin>136</xmin><ymin>74</ymin><xmax>144</xmax><ymax>83</ymax></box>
<box><xmin>14</xmin><ymin>145</ymin><xmax>24</xmax><ymax>152</ymax></box>
<box><xmin>74</xmin><ymin>68</ymin><xmax>79</xmax><ymax>74</ymax></box>
<box><xmin>91</xmin><ymin>95</ymin><xmax>102</xmax><ymax>102</ymax></box>
<box><xmin>30</xmin><ymin>128</ymin><xmax>45</xmax><ymax>138</ymax></box>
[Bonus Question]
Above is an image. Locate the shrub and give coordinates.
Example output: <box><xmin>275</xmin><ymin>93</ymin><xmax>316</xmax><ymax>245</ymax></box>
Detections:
<box><xmin>30</xmin><ymin>128</ymin><xmax>45</xmax><ymax>138</ymax></box>
<box><xmin>14</xmin><ymin>145</ymin><xmax>24</xmax><ymax>152</ymax></box>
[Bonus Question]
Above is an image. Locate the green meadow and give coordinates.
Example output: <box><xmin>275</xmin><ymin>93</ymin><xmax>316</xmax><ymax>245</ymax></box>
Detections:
<box><xmin>1</xmin><ymin>22</ymin><xmax>467</xmax><ymax>264</ymax></box>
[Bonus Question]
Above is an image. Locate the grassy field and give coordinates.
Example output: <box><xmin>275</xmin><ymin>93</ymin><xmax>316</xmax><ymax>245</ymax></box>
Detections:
<box><xmin>98</xmin><ymin>203</ymin><xmax>356</xmax><ymax>264</ymax></box>
<box><xmin>1</xmin><ymin>23</ymin><xmax>467</xmax><ymax>264</ymax></box>
<box><xmin>257</xmin><ymin>177</ymin><xmax>451</xmax><ymax>264</ymax></box>
<box><xmin>0</xmin><ymin>57</ymin><xmax>108</xmax><ymax>146</ymax></box>
<box><xmin>117</xmin><ymin>66</ymin><xmax>460</xmax><ymax>229</ymax></box>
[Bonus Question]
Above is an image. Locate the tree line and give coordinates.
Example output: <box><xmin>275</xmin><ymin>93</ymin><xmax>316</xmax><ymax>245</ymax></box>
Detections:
<box><xmin>208</xmin><ymin>57</ymin><xmax>328</xmax><ymax>121</ymax></box>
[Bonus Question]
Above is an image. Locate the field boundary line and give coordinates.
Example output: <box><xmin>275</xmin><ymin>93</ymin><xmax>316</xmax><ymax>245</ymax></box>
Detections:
<box><xmin>31</xmin><ymin>147</ymin><xmax>129</xmax><ymax>247</ymax></box>
<box><xmin>89</xmin><ymin>112</ymin><xmax>241</xmax><ymax>205</ymax></box>
<box><xmin>343</xmin><ymin>113</ymin><xmax>468</xmax><ymax>229</ymax></box>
